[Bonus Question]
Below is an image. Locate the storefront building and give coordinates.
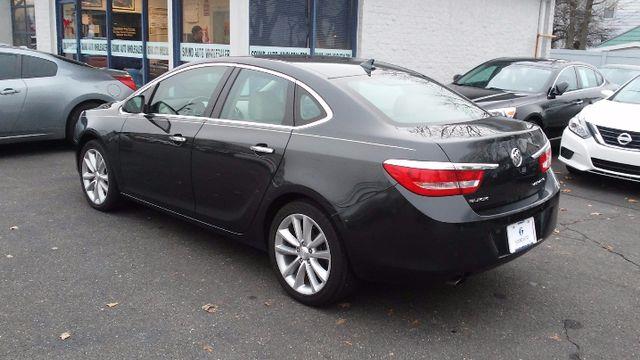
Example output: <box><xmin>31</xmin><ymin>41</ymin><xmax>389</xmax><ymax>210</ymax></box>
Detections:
<box><xmin>18</xmin><ymin>0</ymin><xmax>555</xmax><ymax>85</ymax></box>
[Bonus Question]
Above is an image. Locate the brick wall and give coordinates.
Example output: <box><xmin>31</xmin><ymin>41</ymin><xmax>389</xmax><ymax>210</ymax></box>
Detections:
<box><xmin>358</xmin><ymin>0</ymin><xmax>550</xmax><ymax>83</ymax></box>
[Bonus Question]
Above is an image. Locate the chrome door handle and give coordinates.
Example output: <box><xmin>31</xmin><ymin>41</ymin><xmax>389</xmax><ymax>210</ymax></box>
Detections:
<box><xmin>573</xmin><ymin>99</ymin><xmax>584</xmax><ymax>105</ymax></box>
<box><xmin>0</xmin><ymin>88</ymin><xmax>19</xmax><ymax>95</ymax></box>
<box><xmin>250</xmin><ymin>145</ymin><xmax>274</xmax><ymax>154</ymax></box>
<box><xmin>169</xmin><ymin>135</ymin><xmax>187</xmax><ymax>143</ymax></box>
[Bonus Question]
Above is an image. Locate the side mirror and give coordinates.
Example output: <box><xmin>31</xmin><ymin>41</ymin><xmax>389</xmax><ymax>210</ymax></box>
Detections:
<box><xmin>548</xmin><ymin>82</ymin><xmax>569</xmax><ymax>98</ymax></box>
<box><xmin>453</xmin><ymin>74</ymin><xmax>462</xmax><ymax>83</ymax></box>
<box><xmin>122</xmin><ymin>95</ymin><xmax>146</xmax><ymax>114</ymax></box>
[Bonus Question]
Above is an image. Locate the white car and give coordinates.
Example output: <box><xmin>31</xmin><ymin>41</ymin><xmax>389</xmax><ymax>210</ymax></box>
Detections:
<box><xmin>559</xmin><ymin>75</ymin><xmax>640</xmax><ymax>182</ymax></box>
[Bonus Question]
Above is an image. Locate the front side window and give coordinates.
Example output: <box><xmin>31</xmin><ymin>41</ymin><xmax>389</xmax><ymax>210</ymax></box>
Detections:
<box><xmin>577</xmin><ymin>67</ymin><xmax>598</xmax><ymax>89</ymax></box>
<box><xmin>149</xmin><ymin>66</ymin><xmax>228</xmax><ymax>117</ymax></box>
<box><xmin>220</xmin><ymin>69</ymin><xmax>291</xmax><ymax>125</ymax></box>
<box><xmin>456</xmin><ymin>62</ymin><xmax>552</xmax><ymax>93</ymax></box>
<box><xmin>336</xmin><ymin>70</ymin><xmax>488</xmax><ymax>125</ymax></box>
<box><xmin>21</xmin><ymin>55</ymin><xmax>58</xmax><ymax>78</ymax></box>
<box><xmin>0</xmin><ymin>53</ymin><xmax>20</xmax><ymax>80</ymax></box>
<box><xmin>612</xmin><ymin>76</ymin><xmax>640</xmax><ymax>105</ymax></box>
<box><xmin>556</xmin><ymin>67</ymin><xmax>578</xmax><ymax>91</ymax></box>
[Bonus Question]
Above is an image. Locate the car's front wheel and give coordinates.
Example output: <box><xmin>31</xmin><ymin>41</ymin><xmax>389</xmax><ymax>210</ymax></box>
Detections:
<box><xmin>79</xmin><ymin>140</ymin><xmax>121</xmax><ymax>211</ymax></box>
<box><xmin>269</xmin><ymin>201</ymin><xmax>355</xmax><ymax>306</ymax></box>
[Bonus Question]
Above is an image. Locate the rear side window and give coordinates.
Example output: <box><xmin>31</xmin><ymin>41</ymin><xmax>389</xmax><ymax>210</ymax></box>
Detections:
<box><xmin>21</xmin><ymin>55</ymin><xmax>58</xmax><ymax>78</ymax></box>
<box><xmin>149</xmin><ymin>66</ymin><xmax>228</xmax><ymax>117</ymax></box>
<box><xmin>220</xmin><ymin>69</ymin><xmax>292</xmax><ymax>126</ymax></box>
<box><xmin>556</xmin><ymin>67</ymin><xmax>578</xmax><ymax>91</ymax></box>
<box><xmin>595</xmin><ymin>70</ymin><xmax>604</xmax><ymax>86</ymax></box>
<box><xmin>295</xmin><ymin>85</ymin><xmax>326</xmax><ymax>125</ymax></box>
<box><xmin>0</xmin><ymin>53</ymin><xmax>20</xmax><ymax>80</ymax></box>
<box><xmin>577</xmin><ymin>67</ymin><xmax>598</xmax><ymax>89</ymax></box>
<box><xmin>335</xmin><ymin>70</ymin><xmax>488</xmax><ymax>125</ymax></box>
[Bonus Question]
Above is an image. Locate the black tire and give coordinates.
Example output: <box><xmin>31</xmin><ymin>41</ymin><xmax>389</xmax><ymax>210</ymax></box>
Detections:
<box><xmin>78</xmin><ymin>140</ymin><xmax>121</xmax><ymax>211</ymax></box>
<box><xmin>268</xmin><ymin>200</ymin><xmax>356</xmax><ymax>306</ymax></box>
<box><xmin>66</xmin><ymin>102</ymin><xmax>102</xmax><ymax>142</ymax></box>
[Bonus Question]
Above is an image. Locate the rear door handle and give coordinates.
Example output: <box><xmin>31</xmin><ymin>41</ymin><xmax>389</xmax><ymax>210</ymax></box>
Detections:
<box><xmin>169</xmin><ymin>134</ymin><xmax>187</xmax><ymax>144</ymax></box>
<box><xmin>0</xmin><ymin>88</ymin><xmax>19</xmax><ymax>95</ymax></box>
<box><xmin>250</xmin><ymin>144</ymin><xmax>274</xmax><ymax>154</ymax></box>
<box><xmin>573</xmin><ymin>99</ymin><xmax>584</xmax><ymax>105</ymax></box>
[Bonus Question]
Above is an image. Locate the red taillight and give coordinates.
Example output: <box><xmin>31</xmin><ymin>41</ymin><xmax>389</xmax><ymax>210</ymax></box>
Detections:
<box><xmin>114</xmin><ymin>75</ymin><xmax>137</xmax><ymax>91</ymax></box>
<box><xmin>538</xmin><ymin>146</ymin><xmax>552</xmax><ymax>173</ymax></box>
<box><xmin>383</xmin><ymin>160</ymin><xmax>486</xmax><ymax>197</ymax></box>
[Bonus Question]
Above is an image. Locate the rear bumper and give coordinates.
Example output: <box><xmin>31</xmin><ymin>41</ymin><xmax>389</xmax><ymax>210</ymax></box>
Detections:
<box><xmin>559</xmin><ymin>128</ymin><xmax>640</xmax><ymax>182</ymax></box>
<box><xmin>336</xmin><ymin>179</ymin><xmax>560</xmax><ymax>283</ymax></box>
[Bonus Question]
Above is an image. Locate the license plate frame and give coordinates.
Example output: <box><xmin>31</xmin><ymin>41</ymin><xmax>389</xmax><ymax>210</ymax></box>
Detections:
<box><xmin>506</xmin><ymin>217</ymin><xmax>537</xmax><ymax>254</ymax></box>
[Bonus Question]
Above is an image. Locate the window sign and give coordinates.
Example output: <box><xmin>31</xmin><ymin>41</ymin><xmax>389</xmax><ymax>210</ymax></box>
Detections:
<box><xmin>111</xmin><ymin>39</ymin><xmax>144</xmax><ymax>58</ymax></box>
<box><xmin>314</xmin><ymin>48</ymin><xmax>353</xmax><ymax>58</ymax></box>
<box><xmin>147</xmin><ymin>42</ymin><xmax>170</xmax><ymax>61</ymax></box>
<box><xmin>80</xmin><ymin>38</ymin><xmax>108</xmax><ymax>55</ymax></box>
<box><xmin>249</xmin><ymin>46</ymin><xmax>310</xmax><ymax>56</ymax></box>
<box><xmin>180</xmin><ymin>43</ymin><xmax>230</xmax><ymax>62</ymax></box>
<box><xmin>62</xmin><ymin>38</ymin><xmax>78</xmax><ymax>54</ymax></box>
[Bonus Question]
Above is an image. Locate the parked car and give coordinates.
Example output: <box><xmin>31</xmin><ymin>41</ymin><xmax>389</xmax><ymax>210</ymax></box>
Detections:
<box><xmin>0</xmin><ymin>45</ymin><xmax>136</xmax><ymax>144</ymax></box>
<box><xmin>74</xmin><ymin>57</ymin><xmax>559</xmax><ymax>306</ymax></box>
<box><xmin>599</xmin><ymin>64</ymin><xmax>640</xmax><ymax>87</ymax></box>
<box><xmin>559</xmin><ymin>74</ymin><xmax>640</xmax><ymax>182</ymax></box>
<box><xmin>448</xmin><ymin>58</ymin><xmax>616</xmax><ymax>139</ymax></box>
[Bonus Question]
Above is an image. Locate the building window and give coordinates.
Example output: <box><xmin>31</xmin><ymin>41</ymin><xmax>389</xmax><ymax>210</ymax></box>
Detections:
<box><xmin>147</xmin><ymin>0</ymin><xmax>169</xmax><ymax>80</ymax></box>
<box><xmin>249</xmin><ymin>0</ymin><xmax>355</xmax><ymax>57</ymax></box>
<box><xmin>604</xmin><ymin>4</ymin><xmax>615</xmax><ymax>19</ymax></box>
<box><xmin>11</xmin><ymin>0</ymin><xmax>37</xmax><ymax>48</ymax></box>
<box><xmin>80</xmin><ymin>0</ymin><xmax>108</xmax><ymax>67</ymax></box>
<box><xmin>61</xmin><ymin>2</ymin><xmax>78</xmax><ymax>59</ymax></box>
<box><xmin>180</xmin><ymin>0</ymin><xmax>231</xmax><ymax>62</ymax></box>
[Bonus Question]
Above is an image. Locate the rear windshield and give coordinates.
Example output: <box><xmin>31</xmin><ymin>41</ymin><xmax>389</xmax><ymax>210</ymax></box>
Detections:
<box><xmin>611</xmin><ymin>75</ymin><xmax>640</xmax><ymax>105</ymax></box>
<box><xmin>334</xmin><ymin>71</ymin><xmax>488</xmax><ymax>125</ymax></box>
<box><xmin>456</xmin><ymin>62</ymin><xmax>553</xmax><ymax>93</ymax></box>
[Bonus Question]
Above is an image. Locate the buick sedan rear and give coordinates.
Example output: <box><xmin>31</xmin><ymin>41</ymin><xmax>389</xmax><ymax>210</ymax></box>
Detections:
<box><xmin>74</xmin><ymin>57</ymin><xmax>560</xmax><ymax>306</ymax></box>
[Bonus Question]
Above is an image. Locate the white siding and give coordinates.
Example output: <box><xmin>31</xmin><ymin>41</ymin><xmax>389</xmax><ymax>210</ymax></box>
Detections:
<box><xmin>606</xmin><ymin>0</ymin><xmax>640</xmax><ymax>37</ymax></box>
<box><xmin>357</xmin><ymin>0</ymin><xmax>551</xmax><ymax>82</ymax></box>
<box><xmin>0</xmin><ymin>0</ymin><xmax>13</xmax><ymax>45</ymax></box>
<box><xmin>34</xmin><ymin>0</ymin><xmax>56</xmax><ymax>52</ymax></box>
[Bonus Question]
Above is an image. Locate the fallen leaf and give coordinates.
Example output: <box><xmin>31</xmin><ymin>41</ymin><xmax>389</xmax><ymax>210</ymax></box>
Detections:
<box><xmin>59</xmin><ymin>332</ymin><xmax>71</xmax><ymax>340</ymax></box>
<box><xmin>263</xmin><ymin>299</ymin><xmax>273</xmax><ymax>307</ymax></box>
<box><xmin>590</xmin><ymin>212</ymin><xmax>602</xmax><ymax>216</ymax></box>
<box><xmin>553</xmin><ymin>229</ymin><xmax>560</xmax><ymax>234</ymax></box>
<box><xmin>106</xmin><ymin>302</ymin><xmax>119</xmax><ymax>308</ymax></box>
<box><xmin>202</xmin><ymin>344</ymin><xmax>214</xmax><ymax>353</ymax></box>
<box><xmin>605</xmin><ymin>245</ymin><xmax>614</xmax><ymax>251</ymax></box>
<box><xmin>201</xmin><ymin>304</ymin><xmax>218</xmax><ymax>313</ymax></box>
<box><xmin>336</xmin><ymin>318</ymin><xmax>347</xmax><ymax>325</ymax></box>
<box><xmin>628</xmin><ymin>198</ymin><xmax>638</xmax><ymax>203</ymax></box>
<box><xmin>560</xmin><ymin>208</ymin><xmax>567</xmax><ymax>212</ymax></box>
<box><xmin>343</xmin><ymin>340</ymin><xmax>353</xmax><ymax>346</ymax></box>
<box><xmin>550</xmin><ymin>333</ymin><xmax>562</xmax><ymax>342</ymax></box>
<box><xmin>9</xmin><ymin>226</ymin><xmax>18</xmax><ymax>230</ymax></box>
<box><xmin>561</xmin><ymin>189</ymin><xmax>572</xmax><ymax>193</ymax></box>
<box><xmin>6</xmin><ymin>254</ymin><xmax>13</xmax><ymax>258</ymax></box>
<box><xmin>338</xmin><ymin>302</ymin><xmax>351</xmax><ymax>309</ymax></box>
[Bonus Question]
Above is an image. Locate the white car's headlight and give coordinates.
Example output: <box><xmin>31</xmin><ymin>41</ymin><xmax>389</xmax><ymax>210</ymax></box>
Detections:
<box><xmin>488</xmin><ymin>107</ymin><xmax>517</xmax><ymax>118</ymax></box>
<box><xmin>568</xmin><ymin>114</ymin><xmax>591</xmax><ymax>139</ymax></box>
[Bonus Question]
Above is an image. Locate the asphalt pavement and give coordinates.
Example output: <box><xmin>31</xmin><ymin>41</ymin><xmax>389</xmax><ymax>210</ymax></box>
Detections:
<box><xmin>0</xmin><ymin>140</ymin><xmax>638</xmax><ymax>359</ymax></box>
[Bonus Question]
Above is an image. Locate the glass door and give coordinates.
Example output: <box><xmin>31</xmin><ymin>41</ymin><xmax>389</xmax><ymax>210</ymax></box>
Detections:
<box><xmin>80</xmin><ymin>0</ymin><xmax>108</xmax><ymax>67</ymax></box>
<box><xmin>60</xmin><ymin>1</ymin><xmax>78</xmax><ymax>59</ymax></box>
<box><xmin>147</xmin><ymin>0</ymin><xmax>169</xmax><ymax>80</ymax></box>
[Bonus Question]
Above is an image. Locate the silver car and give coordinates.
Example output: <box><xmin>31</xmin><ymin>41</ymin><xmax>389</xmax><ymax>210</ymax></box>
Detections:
<box><xmin>0</xmin><ymin>45</ymin><xmax>136</xmax><ymax>144</ymax></box>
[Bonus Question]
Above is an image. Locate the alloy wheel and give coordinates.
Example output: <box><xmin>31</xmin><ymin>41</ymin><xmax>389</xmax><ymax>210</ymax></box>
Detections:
<box><xmin>274</xmin><ymin>213</ymin><xmax>331</xmax><ymax>295</ymax></box>
<box><xmin>81</xmin><ymin>149</ymin><xmax>109</xmax><ymax>205</ymax></box>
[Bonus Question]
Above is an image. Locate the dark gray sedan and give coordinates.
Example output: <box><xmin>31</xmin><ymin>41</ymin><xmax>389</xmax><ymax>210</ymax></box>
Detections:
<box><xmin>0</xmin><ymin>45</ymin><xmax>136</xmax><ymax>144</ymax></box>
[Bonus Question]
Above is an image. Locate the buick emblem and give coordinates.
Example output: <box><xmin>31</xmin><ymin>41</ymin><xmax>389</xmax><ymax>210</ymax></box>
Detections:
<box><xmin>617</xmin><ymin>133</ymin><xmax>632</xmax><ymax>146</ymax></box>
<box><xmin>510</xmin><ymin>148</ymin><xmax>523</xmax><ymax>167</ymax></box>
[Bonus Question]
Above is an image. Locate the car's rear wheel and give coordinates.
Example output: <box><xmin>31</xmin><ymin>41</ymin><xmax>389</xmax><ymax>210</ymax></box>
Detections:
<box><xmin>79</xmin><ymin>140</ymin><xmax>120</xmax><ymax>211</ymax></box>
<box><xmin>269</xmin><ymin>201</ymin><xmax>354</xmax><ymax>306</ymax></box>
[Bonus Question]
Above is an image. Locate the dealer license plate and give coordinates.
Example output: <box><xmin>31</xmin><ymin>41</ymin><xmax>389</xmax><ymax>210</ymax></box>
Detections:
<box><xmin>507</xmin><ymin>217</ymin><xmax>537</xmax><ymax>254</ymax></box>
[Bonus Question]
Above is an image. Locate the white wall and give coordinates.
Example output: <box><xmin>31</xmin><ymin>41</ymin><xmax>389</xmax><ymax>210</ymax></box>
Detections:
<box><xmin>358</xmin><ymin>0</ymin><xmax>550</xmax><ymax>83</ymax></box>
<box><xmin>35</xmin><ymin>0</ymin><xmax>56</xmax><ymax>52</ymax></box>
<box><xmin>0</xmin><ymin>0</ymin><xmax>13</xmax><ymax>45</ymax></box>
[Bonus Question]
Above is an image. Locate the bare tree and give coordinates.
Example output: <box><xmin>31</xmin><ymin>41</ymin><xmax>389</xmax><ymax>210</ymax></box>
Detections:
<box><xmin>553</xmin><ymin>0</ymin><xmax>618</xmax><ymax>49</ymax></box>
